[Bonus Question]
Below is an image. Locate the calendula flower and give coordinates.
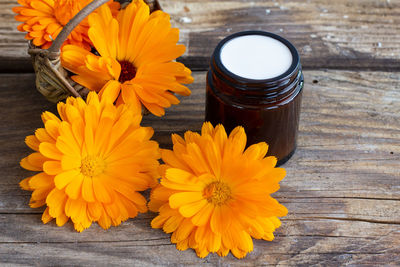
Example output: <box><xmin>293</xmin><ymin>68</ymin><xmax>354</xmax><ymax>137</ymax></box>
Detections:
<box><xmin>61</xmin><ymin>0</ymin><xmax>194</xmax><ymax>117</ymax></box>
<box><xmin>13</xmin><ymin>0</ymin><xmax>120</xmax><ymax>49</ymax></box>
<box><xmin>20</xmin><ymin>92</ymin><xmax>160</xmax><ymax>232</ymax></box>
<box><xmin>149</xmin><ymin>122</ymin><xmax>288</xmax><ymax>259</ymax></box>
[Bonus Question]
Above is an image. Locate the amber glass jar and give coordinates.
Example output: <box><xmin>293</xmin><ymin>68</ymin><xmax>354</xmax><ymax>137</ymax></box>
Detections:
<box><xmin>205</xmin><ymin>31</ymin><xmax>304</xmax><ymax>165</ymax></box>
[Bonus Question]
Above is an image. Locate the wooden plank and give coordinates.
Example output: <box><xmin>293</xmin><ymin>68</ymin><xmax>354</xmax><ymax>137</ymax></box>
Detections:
<box><xmin>164</xmin><ymin>0</ymin><xmax>400</xmax><ymax>70</ymax></box>
<box><xmin>0</xmin><ymin>214</ymin><xmax>399</xmax><ymax>265</ymax></box>
<box><xmin>1</xmin><ymin>0</ymin><xmax>400</xmax><ymax>72</ymax></box>
<box><xmin>0</xmin><ymin>0</ymin><xmax>32</xmax><ymax>72</ymax></box>
<box><xmin>0</xmin><ymin>70</ymin><xmax>399</xmax><ymax>264</ymax></box>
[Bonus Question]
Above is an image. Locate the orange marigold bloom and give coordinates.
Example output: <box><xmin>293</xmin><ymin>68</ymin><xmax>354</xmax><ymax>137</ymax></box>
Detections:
<box><xmin>20</xmin><ymin>92</ymin><xmax>160</xmax><ymax>232</ymax></box>
<box><xmin>13</xmin><ymin>0</ymin><xmax>120</xmax><ymax>49</ymax></box>
<box><xmin>149</xmin><ymin>122</ymin><xmax>288</xmax><ymax>259</ymax></box>
<box><xmin>61</xmin><ymin>1</ymin><xmax>194</xmax><ymax>117</ymax></box>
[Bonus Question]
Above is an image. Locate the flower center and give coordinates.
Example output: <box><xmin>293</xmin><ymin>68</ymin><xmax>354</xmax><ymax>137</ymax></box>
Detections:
<box><xmin>203</xmin><ymin>181</ymin><xmax>232</xmax><ymax>206</ymax></box>
<box><xmin>54</xmin><ymin>0</ymin><xmax>85</xmax><ymax>26</ymax></box>
<box><xmin>80</xmin><ymin>156</ymin><xmax>106</xmax><ymax>177</ymax></box>
<box><xmin>118</xmin><ymin>60</ymin><xmax>137</xmax><ymax>83</ymax></box>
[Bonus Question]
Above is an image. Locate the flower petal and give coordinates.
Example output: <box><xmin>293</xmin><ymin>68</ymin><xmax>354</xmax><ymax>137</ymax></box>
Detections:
<box><xmin>39</xmin><ymin>142</ymin><xmax>62</xmax><ymax>160</ymax></box>
<box><xmin>43</xmin><ymin>161</ymin><xmax>62</xmax><ymax>175</ymax></box>
<box><xmin>54</xmin><ymin>169</ymin><xmax>80</xmax><ymax>190</ymax></box>
<box><xmin>65</xmin><ymin>173</ymin><xmax>84</xmax><ymax>199</ymax></box>
<box><xmin>82</xmin><ymin>177</ymin><xmax>95</xmax><ymax>202</ymax></box>
<box><xmin>169</xmin><ymin>192</ymin><xmax>204</xmax><ymax>209</ymax></box>
<box><xmin>179</xmin><ymin>199</ymin><xmax>207</xmax><ymax>218</ymax></box>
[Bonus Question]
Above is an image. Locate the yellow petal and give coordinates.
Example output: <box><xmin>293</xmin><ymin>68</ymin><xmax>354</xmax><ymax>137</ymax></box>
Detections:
<box><xmin>191</xmin><ymin>203</ymin><xmax>213</xmax><ymax>226</ymax></box>
<box><xmin>119</xmin><ymin>195</ymin><xmax>139</xmax><ymax>218</ymax></box>
<box><xmin>55</xmin><ymin>213</ymin><xmax>69</xmax><ymax>227</ymax></box>
<box><xmin>163</xmin><ymin>215</ymin><xmax>184</xmax><ymax>233</ymax></box>
<box><xmin>65</xmin><ymin>173</ymin><xmax>84</xmax><ymax>199</ymax></box>
<box><xmin>175</xmin><ymin>218</ymin><xmax>195</xmax><ymax>241</ymax></box>
<box><xmin>93</xmin><ymin>177</ymin><xmax>112</xmax><ymax>203</ymax></box>
<box><xmin>103</xmin><ymin>201</ymin><xmax>121</xmax><ymax>223</ymax></box>
<box><xmin>210</xmin><ymin>206</ymin><xmax>224</xmax><ymax>234</ymax></box>
<box><xmin>203</xmin><ymin>139</ymin><xmax>221</xmax><ymax>177</ymax></box>
<box><xmin>141</xmin><ymin>101</ymin><xmax>165</xmax><ymax>117</ymax></box>
<box><xmin>29</xmin><ymin>172</ymin><xmax>53</xmax><ymax>189</ymax></box>
<box><xmin>244</xmin><ymin>142</ymin><xmax>269</xmax><ymax>160</ymax></box>
<box><xmin>201</xmin><ymin>122</ymin><xmax>214</xmax><ymax>136</ymax></box>
<box><xmin>98</xmin><ymin>210</ymin><xmax>112</xmax><ymax>230</ymax></box>
<box><xmin>65</xmin><ymin>198</ymin><xmax>83</xmax><ymax>219</ymax></box>
<box><xmin>46</xmin><ymin>188</ymin><xmax>66</xmax><ymax>211</ymax></box>
<box><xmin>82</xmin><ymin>177</ymin><xmax>95</xmax><ymax>202</ymax></box>
<box><xmin>176</xmin><ymin>239</ymin><xmax>189</xmax><ymax>251</ymax></box>
<box><xmin>43</xmin><ymin>161</ymin><xmax>62</xmax><ymax>175</ymax></box>
<box><xmin>264</xmin><ymin>167</ymin><xmax>286</xmax><ymax>184</ymax></box>
<box><xmin>165</xmin><ymin>168</ymin><xmax>194</xmax><ymax>184</ymax></box>
<box><xmin>20</xmin><ymin>155</ymin><xmax>41</xmax><ymax>171</ymax></box>
<box><xmin>88</xmin><ymin>202</ymin><xmax>103</xmax><ymax>221</ymax></box>
<box><xmin>269</xmin><ymin>216</ymin><xmax>282</xmax><ymax>228</ymax></box>
<box><xmin>224</xmin><ymin>126</ymin><xmax>246</xmax><ymax>158</ymax></box>
<box><xmin>263</xmin><ymin>231</ymin><xmax>275</xmax><ymax>241</ymax></box>
<box><xmin>169</xmin><ymin>192</ymin><xmax>204</xmax><ymax>209</ymax></box>
<box><xmin>99</xmin><ymin>80</ymin><xmax>121</xmax><ymax>104</ymax></box>
<box><xmin>179</xmin><ymin>199</ymin><xmax>207</xmax><ymax>218</ymax></box>
<box><xmin>61</xmin><ymin>155</ymin><xmax>81</xmax><ymax>170</ymax></box>
<box><xmin>213</xmin><ymin>124</ymin><xmax>228</xmax><ymax>155</ymax></box>
<box><xmin>207</xmin><ymin>231</ymin><xmax>222</xmax><ymax>253</ymax></box>
<box><xmin>161</xmin><ymin>149</ymin><xmax>189</xmax><ymax>170</ymax></box>
<box><xmin>25</xmin><ymin>135</ymin><xmax>40</xmax><ymax>151</ymax></box>
<box><xmin>44</xmin><ymin>120</ymin><xmax>60</xmax><ymax>140</ymax></box>
<box><xmin>41</xmin><ymin>207</ymin><xmax>53</xmax><ymax>224</ymax></box>
<box><xmin>39</xmin><ymin>142</ymin><xmax>62</xmax><ymax>160</ymax></box>
<box><xmin>35</xmin><ymin>128</ymin><xmax>53</xmax><ymax>143</ymax></box>
<box><xmin>20</xmin><ymin>177</ymin><xmax>32</xmax><ymax>190</ymax></box>
<box><xmin>54</xmin><ymin>169</ymin><xmax>80</xmax><ymax>190</ymax></box>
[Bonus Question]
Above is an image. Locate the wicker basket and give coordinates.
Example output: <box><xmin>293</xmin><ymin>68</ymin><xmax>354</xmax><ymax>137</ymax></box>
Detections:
<box><xmin>28</xmin><ymin>0</ymin><xmax>161</xmax><ymax>103</ymax></box>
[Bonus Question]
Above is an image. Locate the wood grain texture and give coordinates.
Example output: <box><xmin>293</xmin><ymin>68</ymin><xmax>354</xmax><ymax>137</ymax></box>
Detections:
<box><xmin>0</xmin><ymin>70</ymin><xmax>399</xmax><ymax>265</ymax></box>
<box><xmin>1</xmin><ymin>0</ymin><xmax>400</xmax><ymax>72</ymax></box>
<box><xmin>162</xmin><ymin>0</ymin><xmax>400</xmax><ymax>70</ymax></box>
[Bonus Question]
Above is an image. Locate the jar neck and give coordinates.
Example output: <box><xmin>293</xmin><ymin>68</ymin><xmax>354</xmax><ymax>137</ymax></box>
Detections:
<box><xmin>209</xmin><ymin>31</ymin><xmax>303</xmax><ymax>106</ymax></box>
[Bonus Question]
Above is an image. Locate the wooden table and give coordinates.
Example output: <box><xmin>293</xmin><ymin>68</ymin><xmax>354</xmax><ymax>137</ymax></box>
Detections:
<box><xmin>1</xmin><ymin>0</ymin><xmax>400</xmax><ymax>265</ymax></box>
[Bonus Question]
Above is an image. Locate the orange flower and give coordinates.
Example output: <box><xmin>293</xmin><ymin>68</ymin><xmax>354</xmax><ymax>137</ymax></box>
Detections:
<box><xmin>13</xmin><ymin>0</ymin><xmax>120</xmax><ymax>49</ymax></box>
<box><xmin>20</xmin><ymin>92</ymin><xmax>160</xmax><ymax>232</ymax></box>
<box><xmin>61</xmin><ymin>1</ymin><xmax>194</xmax><ymax>117</ymax></box>
<box><xmin>149</xmin><ymin>122</ymin><xmax>288</xmax><ymax>258</ymax></box>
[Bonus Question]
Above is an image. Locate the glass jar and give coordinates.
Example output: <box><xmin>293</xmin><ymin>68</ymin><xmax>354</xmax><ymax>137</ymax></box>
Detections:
<box><xmin>205</xmin><ymin>31</ymin><xmax>304</xmax><ymax>165</ymax></box>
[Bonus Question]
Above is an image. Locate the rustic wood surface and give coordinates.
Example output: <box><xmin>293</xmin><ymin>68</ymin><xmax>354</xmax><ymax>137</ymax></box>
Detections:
<box><xmin>1</xmin><ymin>0</ymin><xmax>400</xmax><ymax>266</ymax></box>
<box><xmin>1</xmin><ymin>70</ymin><xmax>399</xmax><ymax>266</ymax></box>
<box><xmin>1</xmin><ymin>0</ymin><xmax>400</xmax><ymax>71</ymax></box>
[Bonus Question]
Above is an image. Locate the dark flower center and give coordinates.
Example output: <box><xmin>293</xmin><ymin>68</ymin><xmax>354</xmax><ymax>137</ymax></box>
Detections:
<box><xmin>203</xmin><ymin>181</ymin><xmax>232</xmax><ymax>206</ymax></box>
<box><xmin>118</xmin><ymin>60</ymin><xmax>137</xmax><ymax>83</ymax></box>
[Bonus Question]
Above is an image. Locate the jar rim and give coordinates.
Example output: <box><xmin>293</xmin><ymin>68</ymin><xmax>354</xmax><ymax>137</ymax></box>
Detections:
<box><xmin>213</xmin><ymin>31</ymin><xmax>300</xmax><ymax>85</ymax></box>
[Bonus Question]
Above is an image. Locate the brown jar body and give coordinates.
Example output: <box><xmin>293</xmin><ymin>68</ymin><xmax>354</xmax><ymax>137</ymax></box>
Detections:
<box><xmin>205</xmin><ymin>31</ymin><xmax>304</xmax><ymax>165</ymax></box>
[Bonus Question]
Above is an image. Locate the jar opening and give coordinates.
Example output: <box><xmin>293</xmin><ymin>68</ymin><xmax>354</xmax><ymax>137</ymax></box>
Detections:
<box><xmin>214</xmin><ymin>31</ymin><xmax>300</xmax><ymax>85</ymax></box>
<box><xmin>220</xmin><ymin>35</ymin><xmax>293</xmax><ymax>80</ymax></box>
